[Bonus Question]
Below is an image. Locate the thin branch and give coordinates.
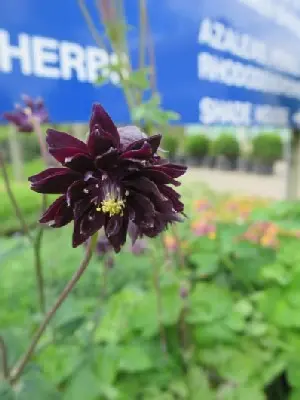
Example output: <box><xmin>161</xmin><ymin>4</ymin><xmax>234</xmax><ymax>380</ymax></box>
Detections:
<box><xmin>31</xmin><ymin>118</ymin><xmax>49</xmax><ymax>166</ymax></box>
<box><xmin>0</xmin><ymin>336</ymin><xmax>9</xmax><ymax>379</ymax></box>
<box><xmin>79</xmin><ymin>0</ymin><xmax>107</xmax><ymax>49</ymax></box>
<box><xmin>30</xmin><ymin>118</ymin><xmax>48</xmax><ymax>313</ymax></box>
<box><xmin>152</xmin><ymin>251</ymin><xmax>167</xmax><ymax>353</ymax></box>
<box><xmin>33</xmin><ymin>223</ymin><xmax>46</xmax><ymax>314</ymax></box>
<box><xmin>0</xmin><ymin>152</ymin><xmax>33</xmax><ymax>242</ymax></box>
<box><xmin>139</xmin><ymin>0</ymin><xmax>147</xmax><ymax>70</ymax></box>
<box><xmin>9</xmin><ymin>234</ymin><xmax>98</xmax><ymax>384</ymax></box>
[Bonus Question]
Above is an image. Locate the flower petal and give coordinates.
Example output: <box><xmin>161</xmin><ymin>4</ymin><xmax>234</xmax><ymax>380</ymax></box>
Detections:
<box><xmin>89</xmin><ymin>103</ymin><xmax>120</xmax><ymax>148</ymax></box>
<box><xmin>120</xmin><ymin>142</ymin><xmax>152</xmax><ymax>160</ymax></box>
<box><xmin>73</xmin><ymin>198</ymin><xmax>93</xmax><ymax>220</ymax></box>
<box><xmin>63</xmin><ymin>153</ymin><xmax>95</xmax><ymax>173</ymax></box>
<box><xmin>124</xmin><ymin>133</ymin><xmax>162</xmax><ymax>154</ymax></box>
<box><xmin>106</xmin><ymin>214</ymin><xmax>129</xmax><ymax>253</ymax></box>
<box><xmin>151</xmin><ymin>163</ymin><xmax>187</xmax><ymax>179</ymax></box>
<box><xmin>127</xmin><ymin>191</ymin><xmax>155</xmax><ymax>224</ymax></box>
<box><xmin>46</xmin><ymin>129</ymin><xmax>88</xmax><ymax>153</ymax></box>
<box><xmin>66</xmin><ymin>181</ymin><xmax>87</xmax><ymax>206</ymax></box>
<box><xmin>158</xmin><ymin>185</ymin><xmax>184</xmax><ymax>213</ymax></box>
<box><xmin>95</xmin><ymin>148</ymin><xmax>119</xmax><ymax>170</ymax></box>
<box><xmin>119</xmin><ymin>126</ymin><xmax>147</xmax><ymax>149</ymax></box>
<box><xmin>142</xmin><ymin>169</ymin><xmax>181</xmax><ymax>186</ymax></box>
<box><xmin>80</xmin><ymin>209</ymin><xmax>105</xmax><ymax>238</ymax></box>
<box><xmin>87</xmin><ymin>127</ymin><xmax>116</xmax><ymax>157</ymax></box>
<box><xmin>39</xmin><ymin>195</ymin><xmax>73</xmax><ymax>227</ymax></box>
<box><xmin>147</xmin><ymin>134</ymin><xmax>162</xmax><ymax>153</ymax></box>
<box><xmin>123</xmin><ymin>177</ymin><xmax>166</xmax><ymax>202</ymax></box>
<box><xmin>29</xmin><ymin>168</ymin><xmax>80</xmax><ymax>194</ymax></box>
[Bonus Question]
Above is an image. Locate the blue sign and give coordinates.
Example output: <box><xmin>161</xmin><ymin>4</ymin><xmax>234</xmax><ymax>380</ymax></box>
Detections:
<box><xmin>1</xmin><ymin>0</ymin><xmax>300</xmax><ymax>127</ymax></box>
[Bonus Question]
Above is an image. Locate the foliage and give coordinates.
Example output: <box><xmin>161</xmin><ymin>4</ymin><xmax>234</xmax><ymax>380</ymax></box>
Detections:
<box><xmin>162</xmin><ymin>134</ymin><xmax>179</xmax><ymax>158</ymax></box>
<box><xmin>0</xmin><ymin>159</ymin><xmax>56</xmax><ymax>235</ymax></box>
<box><xmin>2</xmin><ymin>188</ymin><xmax>300</xmax><ymax>398</ymax></box>
<box><xmin>252</xmin><ymin>133</ymin><xmax>283</xmax><ymax>163</ymax></box>
<box><xmin>184</xmin><ymin>134</ymin><xmax>210</xmax><ymax>159</ymax></box>
<box><xmin>213</xmin><ymin>133</ymin><xmax>240</xmax><ymax>158</ymax></box>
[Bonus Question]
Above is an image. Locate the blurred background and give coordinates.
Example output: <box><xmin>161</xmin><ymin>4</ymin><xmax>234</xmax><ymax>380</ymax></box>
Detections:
<box><xmin>1</xmin><ymin>0</ymin><xmax>300</xmax><ymax>399</ymax></box>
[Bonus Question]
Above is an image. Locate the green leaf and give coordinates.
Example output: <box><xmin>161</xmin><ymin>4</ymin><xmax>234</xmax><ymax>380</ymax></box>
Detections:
<box><xmin>161</xmin><ymin>285</ymin><xmax>183</xmax><ymax>325</ymax></box>
<box><xmin>187</xmin><ymin>367</ymin><xmax>214</xmax><ymax>400</ymax></box>
<box><xmin>169</xmin><ymin>380</ymin><xmax>188</xmax><ymax>398</ymax></box>
<box><xmin>63</xmin><ymin>366</ymin><xmax>101</xmax><ymax>400</ymax></box>
<box><xmin>187</xmin><ymin>283</ymin><xmax>232</xmax><ymax>324</ymax></box>
<box><xmin>0</xmin><ymin>382</ymin><xmax>15</xmax><ymax>400</ymax></box>
<box><xmin>16</xmin><ymin>368</ymin><xmax>61</xmax><ymax>400</ymax></box>
<box><xmin>126</xmin><ymin>68</ymin><xmax>151</xmax><ymax>90</ymax></box>
<box><xmin>290</xmin><ymin>389</ymin><xmax>300</xmax><ymax>400</ymax></box>
<box><xmin>288</xmin><ymin>360</ymin><xmax>300</xmax><ymax>388</ymax></box>
<box><xmin>94</xmin><ymin>288</ymin><xmax>142</xmax><ymax>343</ymax></box>
<box><xmin>195</xmin><ymin>322</ymin><xmax>236</xmax><ymax>346</ymax></box>
<box><xmin>119</xmin><ymin>343</ymin><xmax>153</xmax><ymax>373</ymax></box>
<box><xmin>189</xmin><ymin>253</ymin><xmax>219</xmax><ymax>277</ymax></box>
<box><xmin>95</xmin><ymin>74</ymin><xmax>109</xmax><ymax>86</ymax></box>
<box><xmin>218</xmin><ymin>385</ymin><xmax>265</xmax><ymax>400</ymax></box>
<box><xmin>94</xmin><ymin>345</ymin><xmax>119</xmax><ymax>386</ymax></box>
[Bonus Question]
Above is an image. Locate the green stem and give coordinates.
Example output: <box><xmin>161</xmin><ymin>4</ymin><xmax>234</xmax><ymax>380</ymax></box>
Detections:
<box><xmin>152</xmin><ymin>241</ymin><xmax>167</xmax><ymax>353</ymax></box>
<box><xmin>0</xmin><ymin>336</ymin><xmax>9</xmax><ymax>380</ymax></box>
<box><xmin>9</xmin><ymin>234</ymin><xmax>98</xmax><ymax>384</ymax></box>
<box><xmin>0</xmin><ymin>152</ymin><xmax>32</xmax><ymax>242</ymax></box>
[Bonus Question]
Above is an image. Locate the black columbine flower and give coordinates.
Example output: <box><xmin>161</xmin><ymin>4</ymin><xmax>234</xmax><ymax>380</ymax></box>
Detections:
<box><xmin>29</xmin><ymin>104</ymin><xmax>187</xmax><ymax>252</ymax></box>
<box><xmin>3</xmin><ymin>95</ymin><xmax>49</xmax><ymax>133</ymax></box>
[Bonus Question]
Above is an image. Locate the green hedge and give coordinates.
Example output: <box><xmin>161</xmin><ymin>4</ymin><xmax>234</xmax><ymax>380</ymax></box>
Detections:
<box><xmin>184</xmin><ymin>134</ymin><xmax>210</xmax><ymax>158</ymax></box>
<box><xmin>213</xmin><ymin>133</ymin><xmax>240</xmax><ymax>158</ymax></box>
<box><xmin>252</xmin><ymin>133</ymin><xmax>283</xmax><ymax>163</ymax></box>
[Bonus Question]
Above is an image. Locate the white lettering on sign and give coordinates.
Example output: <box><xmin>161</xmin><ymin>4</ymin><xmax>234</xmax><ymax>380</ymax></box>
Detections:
<box><xmin>86</xmin><ymin>47</ymin><xmax>110</xmax><ymax>82</ymax></box>
<box><xmin>0</xmin><ymin>30</ymin><xmax>31</xmax><ymax>75</ymax></box>
<box><xmin>60</xmin><ymin>41</ymin><xmax>86</xmax><ymax>81</ymax></box>
<box><xmin>200</xmin><ymin>97</ymin><xmax>252</xmax><ymax>125</ymax></box>
<box><xmin>198</xmin><ymin>18</ymin><xmax>300</xmax><ymax>77</ymax></box>
<box><xmin>199</xmin><ymin>97</ymin><xmax>289</xmax><ymax>127</ymax></box>
<box><xmin>32</xmin><ymin>36</ymin><xmax>60</xmax><ymax>78</ymax></box>
<box><xmin>239</xmin><ymin>0</ymin><xmax>300</xmax><ymax>39</ymax></box>
<box><xmin>254</xmin><ymin>104</ymin><xmax>289</xmax><ymax>126</ymax></box>
<box><xmin>198</xmin><ymin>52</ymin><xmax>300</xmax><ymax>100</ymax></box>
<box><xmin>0</xmin><ymin>29</ymin><xmax>126</xmax><ymax>84</ymax></box>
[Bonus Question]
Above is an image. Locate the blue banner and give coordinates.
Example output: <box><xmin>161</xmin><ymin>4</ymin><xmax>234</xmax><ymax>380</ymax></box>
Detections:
<box><xmin>1</xmin><ymin>0</ymin><xmax>300</xmax><ymax>127</ymax></box>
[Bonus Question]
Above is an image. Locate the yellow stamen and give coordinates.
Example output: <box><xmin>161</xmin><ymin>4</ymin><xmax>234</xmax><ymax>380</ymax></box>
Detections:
<box><xmin>97</xmin><ymin>198</ymin><xmax>125</xmax><ymax>217</ymax></box>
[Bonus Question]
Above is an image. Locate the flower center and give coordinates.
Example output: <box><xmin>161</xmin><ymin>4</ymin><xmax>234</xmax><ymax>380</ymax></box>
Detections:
<box><xmin>99</xmin><ymin>198</ymin><xmax>125</xmax><ymax>216</ymax></box>
<box><xmin>95</xmin><ymin>180</ymin><xmax>126</xmax><ymax>216</ymax></box>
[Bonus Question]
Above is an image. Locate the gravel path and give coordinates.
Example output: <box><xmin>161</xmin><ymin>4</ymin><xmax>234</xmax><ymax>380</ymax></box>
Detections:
<box><xmin>183</xmin><ymin>162</ymin><xmax>288</xmax><ymax>200</ymax></box>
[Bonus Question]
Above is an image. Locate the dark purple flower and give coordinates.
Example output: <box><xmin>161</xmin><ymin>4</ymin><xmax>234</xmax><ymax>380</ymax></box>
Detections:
<box><xmin>3</xmin><ymin>95</ymin><xmax>49</xmax><ymax>133</ymax></box>
<box><xmin>29</xmin><ymin>103</ymin><xmax>187</xmax><ymax>252</ymax></box>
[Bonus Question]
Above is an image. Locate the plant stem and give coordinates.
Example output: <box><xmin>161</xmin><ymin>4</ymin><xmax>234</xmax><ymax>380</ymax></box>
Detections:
<box><xmin>31</xmin><ymin>118</ymin><xmax>50</xmax><ymax>166</ymax></box>
<box><xmin>0</xmin><ymin>336</ymin><xmax>9</xmax><ymax>380</ymax></box>
<box><xmin>30</xmin><ymin>117</ymin><xmax>48</xmax><ymax>313</ymax></box>
<box><xmin>170</xmin><ymin>225</ymin><xmax>189</xmax><ymax>354</ymax></box>
<box><xmin>139</xmin><ymin>0</ymin><xmax>147</xmax><ymax>71</ymax></box>
<box><xmin>152</xmin><ymin>246</ymin><xmax>167</xmax><ymax>353</ymax></box>
<box><xmin>9</xmin><ymin>234</ymin><xmax>98</xmax><ymax>384</ymax></box>
<box><xmin>0</xmin><ymin>152</ymin><xmax>33</xmax><ymax>242</ymax></box>
<box><xmin>33</xmin><ymin>224</ymin><xmax>46</xmax><ymax>313</ymax></box>
<box><xmin>80</xmin><ymin>0</ymin><xmax>108</xmax><ymax>49</ymax></box>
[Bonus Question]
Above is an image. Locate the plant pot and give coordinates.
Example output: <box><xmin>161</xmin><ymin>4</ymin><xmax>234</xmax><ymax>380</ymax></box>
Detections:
<box><xmin>203</xmin><ymin>155</ymin><xmax>216</xmax><ymax>168</ymax></box>
<box><xmin>216</xmin><ymin>155</ymin><xmax>238</xmax><ymax>171</ymax></box>
<box><xmin>238</xmin><ymin>157</ymin><xmax>253</xmax><ymax>173</ymax></box>
<box><xmin>253</xmin><ymin>161</ymin><xmax>274</xmax><ymax>175</ymax></box>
